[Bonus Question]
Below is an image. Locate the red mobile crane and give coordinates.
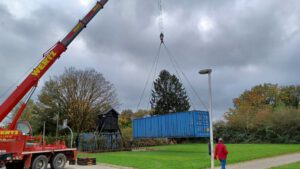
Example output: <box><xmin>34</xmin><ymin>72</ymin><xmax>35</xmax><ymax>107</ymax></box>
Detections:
<box><xmin>0</xmin><ymin>0</ymin><xmax>109</xmax><ymax>168</ymax></box>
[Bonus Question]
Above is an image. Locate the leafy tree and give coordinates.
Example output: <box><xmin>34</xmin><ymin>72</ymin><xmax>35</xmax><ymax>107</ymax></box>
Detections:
<box><xmin>10</xmin><ymin>100</ymin><xmax>40</xmax><ymax>133</ymax></box>
<box><xmin>119</xmin><ymin>109</ymin><xmax>133</xmax><ymax>128</ymax></box>
<box><xmin>20</xmin><ymin>100</ymin><xmax>40</xmax><ymax>133</ymax></box>
<box><xmin>133</xmin><ymin>109</ymin><xmax>153</xmax><ymax>119</ymax></box>
<box><xmin>119</xmin><ymin>109</ymin><xmax>153</xmax><ymax>129</ymax></box>
<box><xmin>35</xmin><ymin>67</ymin><xmax>119</xmax><ymax>134</ymax></box>
<box><xmin>225</xmin><ymin>84</ymin><xmax>279</xmax><ymax>133</ymax></box>
<box><xmin>150</xmin><ymin>70</ymin><xmax>190</xmax><ymax>115</ymax></box>
<box><xmin>279</xmin><ymin>86</ymin><xmax>300</xmax><ymax>108</ymax></box>
<box><xmin>118</xmin><ymin>109</ymin><xmax>153</xmax><ymax>147</ymax></box>
<box><xmin>217</xmin><ymin>83</ymin><xmax>300</xmax><ymax>143</ymax></box>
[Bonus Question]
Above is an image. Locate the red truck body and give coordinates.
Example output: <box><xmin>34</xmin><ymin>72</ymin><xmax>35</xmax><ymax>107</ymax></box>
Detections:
<box><xmin>0</xmin><ymin>1</ymin><xmax>109</xmax><ymax>168</ymax></box>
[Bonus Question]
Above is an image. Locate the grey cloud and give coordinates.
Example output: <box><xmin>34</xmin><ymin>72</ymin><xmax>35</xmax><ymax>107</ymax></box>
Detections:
<box><xmin>0</xmin><ymin>0</ymin><xmax>300</xmax><ymax>119</ymax></box>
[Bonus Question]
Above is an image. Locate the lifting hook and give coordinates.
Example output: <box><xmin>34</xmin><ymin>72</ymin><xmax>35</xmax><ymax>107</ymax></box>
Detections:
<box><xmin>160</xmin><ymin>32</ymin><xmax>164</xmax><ymax>44</ymax></box>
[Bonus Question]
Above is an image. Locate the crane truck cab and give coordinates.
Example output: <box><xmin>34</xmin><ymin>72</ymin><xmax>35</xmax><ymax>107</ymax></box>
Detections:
<box><xmin>17</xmin><ymin>121</ymin><xmax>32</xmax><ymax>136</ymax></box>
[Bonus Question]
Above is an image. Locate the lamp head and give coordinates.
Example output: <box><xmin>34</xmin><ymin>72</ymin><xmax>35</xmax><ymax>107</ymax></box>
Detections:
<box><xmin>199</xmin><ymin>69</ymin><xmax>212</xmax><ymax>74</ymax></box>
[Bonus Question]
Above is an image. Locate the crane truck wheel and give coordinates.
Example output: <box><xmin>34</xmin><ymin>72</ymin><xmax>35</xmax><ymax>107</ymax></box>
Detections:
<box><xmin>31</xmin><ymin>155</ymin><xmax>48</xmax><ymax>169</ymax></box>
<box><xmin>50</xmin><ymin>153</ymin><xmax>67</xmax><ymax>169</ymax></box>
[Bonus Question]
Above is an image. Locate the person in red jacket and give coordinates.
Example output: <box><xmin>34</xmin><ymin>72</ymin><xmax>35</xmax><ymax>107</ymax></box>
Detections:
<box><xmin>214</xmin><ymin>138</ymin><xmax>228</xmax><ymax>169</ymax></box>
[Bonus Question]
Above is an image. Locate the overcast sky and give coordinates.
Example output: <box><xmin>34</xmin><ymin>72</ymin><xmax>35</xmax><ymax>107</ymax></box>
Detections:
<box><xmin>0</xmin><ymin>0</ymin><xmax>300</xmax><ymax>120</ymax></box>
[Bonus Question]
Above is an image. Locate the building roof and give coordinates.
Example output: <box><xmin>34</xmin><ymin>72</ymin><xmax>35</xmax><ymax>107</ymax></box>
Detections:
<box><xmin>98</xmin><ymin>108</ymin><xmax>119</xmax><ymax>116</ymax></box>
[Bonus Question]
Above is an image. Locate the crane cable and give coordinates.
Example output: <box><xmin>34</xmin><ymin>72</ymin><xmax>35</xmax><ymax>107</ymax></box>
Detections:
<box><xmin>136</xmin><ymin>43</ymin><xmax>162</xmax><ymax>110</ymax></box>
<box><xmin>0</xmin><ymin>42</ymin><xmax>58</xmax><ymax>101</ymax></box>
<box><xmin>158</xmin><ymin>0</ymin><xmax>164</xmax><ymax>35</ymax></box>
<box><xmin>158</xmin><ymin>0</ymin><xmax>206</xmax><ymax>110</ymax></box>
<box><xmin>162</xmin><ymin>43</ymin><xmax>197</xmax><ymax>110</ymax></box>
<box><xmin>0</xmin><ymin>56</ymin><xmax>44</xmax><ymax>101</ymax></box>
<box><xmin>136</xmin><ymin>0</ymin><xmax>165</xmax><ymax>110</ymax></box>
<box><xmin>137</xmin><ymin>0</ymin><xmax>208</xmax><ymax>111</ymax></box>
<box><xmin>163</xmin><ymin>43</ymin><xmax>208</xmax><ymax>110</ymax></box>
<box><xmin>147</xmin><ymin>43</ymin><xmax>162</xmax><ymax>110</ymax></box>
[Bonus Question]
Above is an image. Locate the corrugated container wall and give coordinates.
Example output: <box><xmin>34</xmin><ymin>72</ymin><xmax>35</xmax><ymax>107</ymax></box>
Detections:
<box><xmin>133</xmin><ymin>111</ymin><xmax>210</xmax><ymax>139</ymax></box>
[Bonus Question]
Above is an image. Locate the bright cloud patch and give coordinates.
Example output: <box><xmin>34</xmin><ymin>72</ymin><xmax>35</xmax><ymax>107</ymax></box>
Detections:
<box><xmin>197</xmin><ymin>16</ymin><xmax>215</xmax><ymax>33</ymax></box>
<box><xmin>79</xmin><ymin>0</ymin><xmax>93</xmax><ymax>7</ymax></box>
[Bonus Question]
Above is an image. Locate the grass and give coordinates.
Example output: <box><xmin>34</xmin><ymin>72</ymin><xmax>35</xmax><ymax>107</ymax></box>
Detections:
<box><xmin>78</xmin><ymin>144</ymin><xmax>300</xmax><ymax>169</ymax></box>
<box><xmin>271</xmin><ymin>161</ymin><xmax>300</xmax><ymax>169</ymax></box>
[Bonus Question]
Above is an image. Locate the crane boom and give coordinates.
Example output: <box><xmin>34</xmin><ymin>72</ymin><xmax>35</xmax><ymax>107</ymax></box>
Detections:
<box><xmin>0</xmin><ymin>0</ymin><xmax>109</xmax><ymax>124</ymax></box>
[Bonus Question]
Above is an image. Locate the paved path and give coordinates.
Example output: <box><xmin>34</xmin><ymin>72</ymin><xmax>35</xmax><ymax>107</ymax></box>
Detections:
<box><xmin>64</xmin><ymin>163</ymin><xmax>133</xmax><ymax>169</ymax></box>
<box><xmin>4</xmin><ymin>153</ymin><xmax>299</xmax><ymax>169</ymax></box>
<box><xmin>227</xmin><ymin>153</ymin><xmax>300</xmax><ymax>169</ymax></box>
<box><xmin>65</xmin><ymin>153</ymin><xmax>300</xmax><ymax>169</ymax></box>
<box><xmin>4</xmin><ymin>163</ymin><xmax>132</xmax><ymax>169</ymax></box>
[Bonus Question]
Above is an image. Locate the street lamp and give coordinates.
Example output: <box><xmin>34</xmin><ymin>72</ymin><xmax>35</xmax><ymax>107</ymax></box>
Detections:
<box><xmin>199</xmin><ymin>69</ymin><xmax>214</xmax><ymax>169</ymax></box>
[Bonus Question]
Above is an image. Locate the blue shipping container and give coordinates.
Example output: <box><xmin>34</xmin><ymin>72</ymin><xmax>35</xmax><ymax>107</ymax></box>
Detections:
<box><xmin>133</xmin><ymin>111</ymin><xmax>210</xmax><ymax>139</ymax></box>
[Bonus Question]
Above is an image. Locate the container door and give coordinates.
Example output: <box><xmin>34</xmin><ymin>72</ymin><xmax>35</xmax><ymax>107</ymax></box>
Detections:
<box><xmin>194</xmin><ymin>112</ymin><xmax>210</xmax><ymax>137</ymax></box>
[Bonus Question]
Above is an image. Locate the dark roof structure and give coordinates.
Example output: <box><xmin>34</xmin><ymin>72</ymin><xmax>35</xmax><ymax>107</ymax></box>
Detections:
<box><xmin>97</xmin><ymin>108</ymin><xmax>120</xmax><ymax>133</ymax></box>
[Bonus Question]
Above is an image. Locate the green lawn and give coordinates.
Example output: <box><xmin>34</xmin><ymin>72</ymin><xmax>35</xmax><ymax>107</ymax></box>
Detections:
<box><xmin>271</xmin><ymin>161</ymin><xmax>300</xmax><ymax>169</ymax></box>
<box><xmin>78</xmin><ymin>144</ymin><xmax>300</xmax><ymax>169</ymax></box>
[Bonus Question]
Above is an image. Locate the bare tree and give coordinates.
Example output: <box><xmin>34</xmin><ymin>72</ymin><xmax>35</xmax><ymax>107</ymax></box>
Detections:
<box><xmin>35</xmin><ymin>67</ymin><xmax>119</xmax><ymax>134</ymax></box>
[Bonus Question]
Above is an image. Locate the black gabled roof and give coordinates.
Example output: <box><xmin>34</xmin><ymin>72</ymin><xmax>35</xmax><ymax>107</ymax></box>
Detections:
<box><xmin>98</xmin><ymin>108</ymin><xmax>119</xmax><ymax>116</ymax></box>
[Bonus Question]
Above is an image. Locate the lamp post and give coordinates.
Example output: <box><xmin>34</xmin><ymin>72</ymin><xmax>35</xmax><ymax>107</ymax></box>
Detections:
<box><xmin>199</xmin><ymin>69</ymin><xmax>214</xmax><ymax>169</ymax></box>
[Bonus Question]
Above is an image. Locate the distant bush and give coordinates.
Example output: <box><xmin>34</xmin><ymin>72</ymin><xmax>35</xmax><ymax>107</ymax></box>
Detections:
<box><xmin>131</xmin><ymin>138</ymin><xmax>171</xmax><ymax>147</ymax></box>
<box><xmin>121</xmin><ymin>127</ymin><xmax>132</xmax><ymax>147</ymax></box>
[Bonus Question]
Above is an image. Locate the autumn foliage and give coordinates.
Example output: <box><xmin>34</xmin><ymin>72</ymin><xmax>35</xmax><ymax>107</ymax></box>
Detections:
<box><xmin>215</xmin><ymin>84</ymin><xmax>300</xmax><ymax>143</ymax></box>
